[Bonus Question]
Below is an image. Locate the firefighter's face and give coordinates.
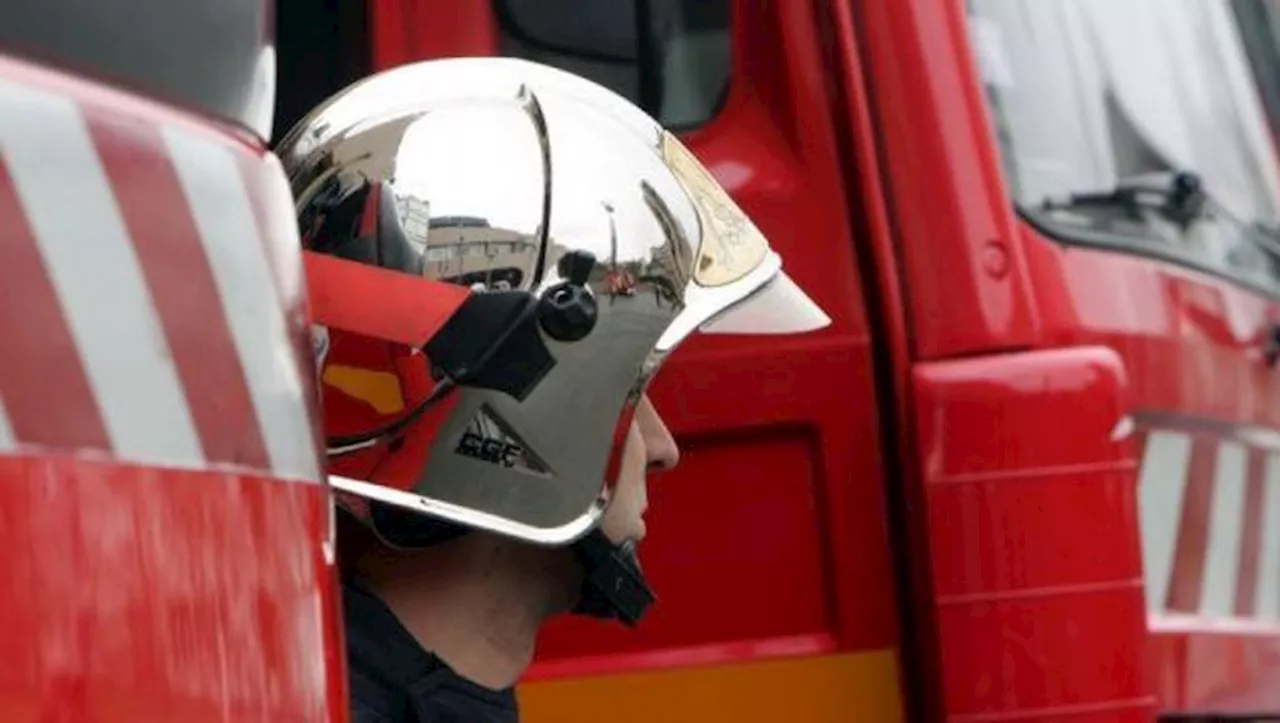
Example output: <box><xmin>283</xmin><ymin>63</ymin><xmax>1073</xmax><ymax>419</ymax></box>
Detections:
<box><xmin>600</xmin><ymin>395</ymin><xmax>679</xmax><ymax>545</ymax></box>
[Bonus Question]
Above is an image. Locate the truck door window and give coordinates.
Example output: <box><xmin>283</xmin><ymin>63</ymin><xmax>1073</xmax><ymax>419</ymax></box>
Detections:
<box><xmin>1231</xmin><ymin>0</ymin><xmax>1280</xmax><ymax>148</ymax></box>
<box><xmin>272</xmin><ymin>0</ymin><xmax>370</xmax><ymax>144</ymax></box>
<box><xmin>967</xmin><ymin>0</ymin><xmax>1280</xmax><ymax>293</ymax></box>
<box><xmin>494</xmin><ymin>0</ymin><xmax>731</xmax><ymax>130</ymax></box>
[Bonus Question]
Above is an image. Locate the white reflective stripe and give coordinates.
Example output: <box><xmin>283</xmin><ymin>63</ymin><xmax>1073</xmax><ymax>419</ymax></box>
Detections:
<box><xmin>1201</xmin><ymin>442</ymin><xmax>1247</xmax><ymax>615</ymax></box>
<box><xmin>0</xmin><ymin>81</ymin><xmax>203</xmax><ymax>465</ymax></box>
<box><xmin>1256</xmin><ymin>455</ymin><xmax>1280</xmax><ymax>618</ymax></box>
<box><xmin>163</xmin><ymin>127</ymin><xmax>320</xmax><ymax>483</ymax></box>
<box><xmin>0</xmin><ymin>398</ymin><xmax>15</xmax><ymax>452</ymax></box>
<box><xmin>1139</xmin><ymin>430</ymin><xmax>1193</xmax><ymax>612</ymax></box>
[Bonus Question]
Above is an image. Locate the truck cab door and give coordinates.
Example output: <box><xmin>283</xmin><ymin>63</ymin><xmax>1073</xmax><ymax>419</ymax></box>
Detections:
<box><xmin>906</xmin><ymin>0</ymin><xmax>1280</xmax><ymax>717</ymax></box>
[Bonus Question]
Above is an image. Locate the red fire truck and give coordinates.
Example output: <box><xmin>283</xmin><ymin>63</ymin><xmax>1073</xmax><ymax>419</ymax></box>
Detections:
<box><xmin>8</xmin><ymin>0</ymin><xmax>1280</xmax><ymax>721</ymax></box>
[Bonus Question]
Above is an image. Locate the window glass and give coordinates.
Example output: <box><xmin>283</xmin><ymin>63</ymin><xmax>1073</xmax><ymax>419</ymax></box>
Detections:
<box><xmin>1231</xmin><ymin>1</ymin><xmax>1280</xmax><ymax>163</ymax></box>
<box><xmin>272</xmin><ymin>0</ymin><xmax>370</xmax><ymax>144</ymax></box>
<box><xmin>967</xmin><ymin>0</ymin><xmax>1280</xmax><ymax>291</ymax></box>
<box><xmin>494</xmin><ymin>0</ymin><xmax>731</xmax><ymax>129</ymax></box>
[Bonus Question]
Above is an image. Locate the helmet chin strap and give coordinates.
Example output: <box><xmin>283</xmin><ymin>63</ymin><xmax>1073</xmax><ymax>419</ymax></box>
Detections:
<box><xmin>370</xmin><ymin>502</ymin><xmax>655</xmax><ymax>626</ymax></box>
<box><xmin>569</xmin><ymin>528</ymin><xmax>656</xmax><ymax>627</ymax></box>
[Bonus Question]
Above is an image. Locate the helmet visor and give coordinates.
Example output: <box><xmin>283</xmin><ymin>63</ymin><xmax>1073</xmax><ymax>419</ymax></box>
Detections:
<box><xmin>699</xmin><ymin>270</ymin><xmax>830</xmax><ymax>335</ymax></box>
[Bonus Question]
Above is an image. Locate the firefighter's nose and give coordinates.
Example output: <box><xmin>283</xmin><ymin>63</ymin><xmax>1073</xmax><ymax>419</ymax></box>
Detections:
<box><xmin>636</xmin><ymin>395</ymin><xmax>679</xmax><ymax>472</ymax></box>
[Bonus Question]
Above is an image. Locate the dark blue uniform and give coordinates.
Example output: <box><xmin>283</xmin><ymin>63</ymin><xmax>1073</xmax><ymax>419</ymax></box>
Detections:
<box><xmin>343</xmin><ymin>580</ymin><xmax>520</xmax><ymax>723</ymax></box>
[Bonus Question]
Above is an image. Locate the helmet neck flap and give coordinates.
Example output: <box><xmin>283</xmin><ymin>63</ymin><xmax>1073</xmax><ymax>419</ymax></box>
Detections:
<box><xmin>368</xmin><ymin>499</ymin><xmax>654</xmax><ymax>626</ymax></box>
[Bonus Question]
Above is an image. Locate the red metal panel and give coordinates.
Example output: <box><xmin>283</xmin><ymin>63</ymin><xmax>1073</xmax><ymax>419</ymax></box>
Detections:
<box><xmin>1235</xmin><ymin>449</ymin><xmax>1267</xmax><ymax>618</ymax></box>
<box><xmin>0</xmin><ymin>457</ymin><xmax>333</xmax><ymax>722</ymax></box>
<box><xmin>538</xmin><ymin>433</ymin><xmax>832</xmax><ymax>661</ymax></box>
<box><xmin>914</xmin><ymin>347</ymin><xmax>1155</xmax><ymax>721</ymax></box>
<box><xmin>853</xmin><ymin>0</ymin><xmax>1042</xmax><ymax>359</ymax></box>
<box><xmin>371</xmin><ymin>0</ymin><xmax>497</xmax><ymax>69</ymax></box>
<box><xmin>1167</xmin><ymin>437</ymin><xmax>1219</xmax><ymax>613</ymax></box>
<box><xmin>0</xmin><ymin>52</ymin><xmax>340</xmax><ymax>720</ymax></box>
<box><xmin>1149</xmin><ymin>627</ymin><xmax>1280</xmax><ymax>712</ymax></box>
<box><xmin>0</xmin><ymin>162</ymin><xmax>110</xmax><ymax>450</ymax></box>
<box><xmin>88</xmin><ymin>114</ymin><xmax>272</xmax><ymax>470</ymax></box>
<box><xmin>1023</xmin><ymin>218</ymin><xmax>1280</xmax><ymax>715</ymax></box>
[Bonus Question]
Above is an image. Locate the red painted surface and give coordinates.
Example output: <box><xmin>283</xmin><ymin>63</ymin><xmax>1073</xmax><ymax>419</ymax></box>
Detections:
<box><xmin>0</xmin><ymin>52</ymin><xmax>342</xmax><ymax>721</ymax></box>
<box><xmin>89</xmin><ymin>114</ymin><xmax>273</xmax><ymax>470</ymax></box>
<box><xmin>0</xmin><ymin>162</ymin><xmax>109</xmax><ymax>451</ymax></box>
<box><xmin>370</xmin><ymin>0</ymin><xmax>497</xmax><ymax>69</ymax></box>
<box><xmin>914</xmin><ymin>347</ymin><xmax>1153</xmax><ymax>720</ymax></box>
<box><xmin>0</xmin><ymin>456</ymin><xmax>334</xmax><ymax>722</ymax></box>
<box><xmin>1236</xmin><ymin>450</ymin><xmax>1267</xmax><ymax>619</ymax></box>
<box><xmin>1167</xmin><ymin>437</ymin><xmax>1219</xmax><ymax>613</ymax></box>
<box><xmin>1024</xmin><ymin>224</ymin><xmax>1280</xmax><ymax>713</ymax></box>
<box><xmin>1149</xmin><ymin>625</ymin><xmax>1280</xmax><ymax>712</ymax></box>
<box><xmin>852</xmin><ymin>0</ymin><xmax>1042</xmax><ymax>359</ymax></box>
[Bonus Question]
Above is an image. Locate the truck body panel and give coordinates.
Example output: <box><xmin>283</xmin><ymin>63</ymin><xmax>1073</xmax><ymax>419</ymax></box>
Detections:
<box><xmin>0</xmin><ymin>51</ymin><xmax>342</xmax><ymax>721</ymax></box>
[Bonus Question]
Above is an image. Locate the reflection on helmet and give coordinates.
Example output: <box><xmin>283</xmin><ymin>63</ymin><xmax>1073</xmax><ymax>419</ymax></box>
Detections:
<box><xmin>278</xmin><ymin>57</ymin><xmax>829</xmax><ymax>547</ymax></box>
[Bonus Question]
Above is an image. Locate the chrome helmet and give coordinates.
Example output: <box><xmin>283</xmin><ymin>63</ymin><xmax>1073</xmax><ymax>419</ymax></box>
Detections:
<box><xmin>277</xmin><ymin>56</ymin><xmax>829</xmax><ymax>624</ymax></box>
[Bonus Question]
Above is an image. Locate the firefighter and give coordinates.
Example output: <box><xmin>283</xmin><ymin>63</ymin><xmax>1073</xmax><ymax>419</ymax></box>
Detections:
<box><xmin>276</xmin><ymin>57</ymin><xmax>831</xmax><ymax>722</ymax></box>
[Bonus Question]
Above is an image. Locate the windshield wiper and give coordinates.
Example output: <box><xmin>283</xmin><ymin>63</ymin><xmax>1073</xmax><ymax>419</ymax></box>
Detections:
<box><xmin>1040</xmin><ymin>170</ymin><xmax>1207</xmax><ymax>229</ymax></box>
<box><xmin>1041</xmin><ymin>170</ymin><xmax>1280</xmax><ymax>260</ymax></box>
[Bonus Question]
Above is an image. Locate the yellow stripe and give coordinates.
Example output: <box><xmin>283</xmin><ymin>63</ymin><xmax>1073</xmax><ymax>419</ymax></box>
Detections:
<box><xmin>322</xmin><ymin>364</ymin><xmax>405</xmax><ymax>414</ymax></box>
<box><xmin>518</xmin><ymin>649</ymin><xmax>903</xmax><ymax>723</ymax></box>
